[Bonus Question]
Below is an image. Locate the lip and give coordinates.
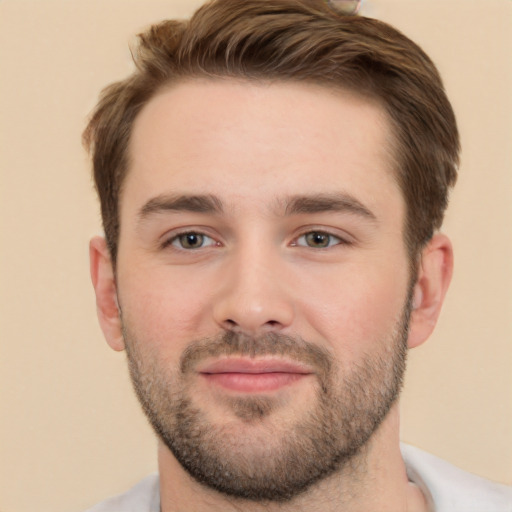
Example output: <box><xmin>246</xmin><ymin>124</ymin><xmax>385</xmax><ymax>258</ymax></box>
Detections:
<box><xmin>198</xmin><ymin>358</ymin><xmax>313</xmax><ymax>393</ymax></box>
<box><xmin>199</xmin><ymin>357</ymin><xmax>313</xmax><ymax>375</ymax></box>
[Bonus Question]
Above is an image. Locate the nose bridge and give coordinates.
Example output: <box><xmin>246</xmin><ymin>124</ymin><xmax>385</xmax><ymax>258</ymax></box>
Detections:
<box><xmin>213</xmin><ymin>236</ymin><xmax>294</xmax><ymax>333</ymax></box>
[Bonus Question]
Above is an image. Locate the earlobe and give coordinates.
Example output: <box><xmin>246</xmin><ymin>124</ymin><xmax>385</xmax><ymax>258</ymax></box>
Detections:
<box><xmin>89</xmin><ymin>236</ymin><xmax>125</xmax><ymax>351</ymax></box>
<box><xmin>407</xmin><ymin>233</ymin><xmax>453</xmax><ymax>349</ymax></box>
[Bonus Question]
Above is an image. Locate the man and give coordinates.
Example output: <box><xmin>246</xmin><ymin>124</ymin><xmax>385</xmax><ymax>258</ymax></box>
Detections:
<box><xmin>83</xmin><ymin>0</ymin><xmax>512</xmax><ymax>510</ymax></box>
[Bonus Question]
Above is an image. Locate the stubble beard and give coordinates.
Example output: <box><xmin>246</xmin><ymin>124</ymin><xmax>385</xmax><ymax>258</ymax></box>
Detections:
<box><xmin>123</xmin><ymin>306</ymin><xmax>410</xmax><ymax>503</ymax></box>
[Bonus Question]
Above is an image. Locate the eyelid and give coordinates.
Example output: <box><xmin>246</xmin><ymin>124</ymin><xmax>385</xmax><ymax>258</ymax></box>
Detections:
<box><xmin>291</xmin><ymin>227</ymin><xmax>354</xmax><ymax>248</ymax></box>
<box><xmin>160</xmin><ymin>228</ymin><xmax>221</xmax><ymax>250</ymax></box>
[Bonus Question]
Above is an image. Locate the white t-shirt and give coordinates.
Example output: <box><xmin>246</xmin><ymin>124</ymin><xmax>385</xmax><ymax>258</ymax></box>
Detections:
<box><xmin>85</xmin><ymin>444</ymin><xmax>512</xmax><ymax>512</ymax></box>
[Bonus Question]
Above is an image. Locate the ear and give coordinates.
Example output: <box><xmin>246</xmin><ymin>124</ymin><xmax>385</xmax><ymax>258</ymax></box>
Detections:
<box><xmin>89</xmin><ymin>236</ymin><xmax>125</xmax><ymax>351</ymax></box>
<box><xmin>407</xmin><ymin>233</ymin><xmax>453</xmax><ymax>349</ymax></box>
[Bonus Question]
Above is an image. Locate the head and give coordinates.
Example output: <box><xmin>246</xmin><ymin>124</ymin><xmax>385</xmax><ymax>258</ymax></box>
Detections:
<box><xmin>83</xmin><ymin>0</ymin><xmax>459</xmax><ymax>268</ymax></box>
<box><xmin>86</xmin><ymin>0</ymin><xmax>459</xmax><ymax>504</ymax></box>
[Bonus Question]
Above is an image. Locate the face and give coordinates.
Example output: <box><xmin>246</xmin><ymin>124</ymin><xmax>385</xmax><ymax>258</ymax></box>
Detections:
<box><xmin>114</xmin><ymin>80</ymin><xmax>413</xmax><ymax>500</ymax></box>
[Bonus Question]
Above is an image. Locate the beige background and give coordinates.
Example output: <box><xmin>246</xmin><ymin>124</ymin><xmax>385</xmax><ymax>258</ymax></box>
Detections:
<box><xmin>1</xmin><ymin>1</ymin><xmax>511</xmax><ymax>511</ymax></box>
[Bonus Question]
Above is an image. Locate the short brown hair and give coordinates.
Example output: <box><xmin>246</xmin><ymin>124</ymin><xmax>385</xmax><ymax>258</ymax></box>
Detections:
<box><xmin>83</xmin><ymin>0</ymin><xmax>459</xmax><ymax>264</ymax></box>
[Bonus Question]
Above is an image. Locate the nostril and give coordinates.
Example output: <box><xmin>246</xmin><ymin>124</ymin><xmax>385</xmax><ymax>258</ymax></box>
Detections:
<box><xmin>222</xmin><ymin>318</ymin><xmax>282</xmax><ymax>333</ymax></box>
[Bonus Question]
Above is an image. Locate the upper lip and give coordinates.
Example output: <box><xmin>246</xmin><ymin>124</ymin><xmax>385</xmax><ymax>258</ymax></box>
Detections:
<box><xmin>198</xmin><ymin>358</ymin><xmax>314</xmax><ymax>374</ymax></box>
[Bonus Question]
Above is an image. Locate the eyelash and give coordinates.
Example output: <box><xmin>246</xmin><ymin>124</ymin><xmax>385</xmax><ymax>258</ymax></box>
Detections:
<box><xmin>162</xmin><ymin>228</ymin><xmax>351</xmax><ymax>252</ymax></box>
<box><xmin>292</xmin><ymin>231</ymin><xmax>347</xmax><ymax>249</ymax></box>
<box><xmin>162</xmin><ymin>231</ymin><xmax>219</xmax><ymax>250</ymax></box>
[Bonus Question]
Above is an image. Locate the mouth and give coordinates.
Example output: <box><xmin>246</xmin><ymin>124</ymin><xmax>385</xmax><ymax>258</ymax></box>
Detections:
<box><xmin>198</xmin><ymin>358</ymin><xmax>313</xmax><ymax>393</ymax></box>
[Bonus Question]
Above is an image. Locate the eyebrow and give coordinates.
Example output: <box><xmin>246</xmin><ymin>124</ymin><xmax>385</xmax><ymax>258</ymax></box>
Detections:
<box><xmin>284</xmin><ymin>193</ymin><xmax>377</xmax><ymax>221</ymax></box>
<box><xmin>138</xmin><ymin>193</ymin><xmax>223</xmax><ymax>221</ymax></box>
<box><xmin>137</xmin><ymin>192</ymin><xmax>376</xmax><ymax>223</ymax></box>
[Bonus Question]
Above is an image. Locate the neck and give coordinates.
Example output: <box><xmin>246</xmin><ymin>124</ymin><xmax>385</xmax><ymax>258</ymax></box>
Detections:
<box><xmin>157</xmin><ymin>404</ymin><xmax>429</xmax><ymax>512</ymax></box>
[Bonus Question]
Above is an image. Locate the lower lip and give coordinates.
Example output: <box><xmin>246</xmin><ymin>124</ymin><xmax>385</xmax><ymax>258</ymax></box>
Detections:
<box><xmin>201</xmin><ymin>372</ymin><xmax>307</xmax><ymax>392</ymax></box>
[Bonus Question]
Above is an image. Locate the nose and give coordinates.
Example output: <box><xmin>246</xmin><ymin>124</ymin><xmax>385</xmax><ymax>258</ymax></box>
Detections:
<box><xmin>212</xmin><ymin>248</ymin><xmax>295</xmax><ymax>335</ymax></box>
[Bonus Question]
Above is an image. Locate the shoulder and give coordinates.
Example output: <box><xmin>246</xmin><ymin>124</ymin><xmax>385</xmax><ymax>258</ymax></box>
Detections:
<box><xmin>83</xmin><ymin>473</ymin><xmax>160</xmax><ymax>512</ymax></box>
<box><xmin>401</xmin><ymin>443</ymin><xmax>512</xmax><ymax>512</ymax></box>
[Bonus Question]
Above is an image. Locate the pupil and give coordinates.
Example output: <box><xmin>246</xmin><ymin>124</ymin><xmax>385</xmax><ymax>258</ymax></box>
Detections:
<box><xmin>182</xmin><ymin>233</ymin><xmax>202</xmax><ymax>248</ymax></box>
<box><xmin>308</xmin><ymin>232</ymin><xmax>329</xmax><ymax>247</ymax></box>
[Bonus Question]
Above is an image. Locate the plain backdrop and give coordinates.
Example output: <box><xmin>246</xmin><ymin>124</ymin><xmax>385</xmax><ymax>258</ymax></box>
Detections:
<box><xmin>1</xmin><ymin>1</ymin><xmax>511</xmax><ymax>511</ymax></box>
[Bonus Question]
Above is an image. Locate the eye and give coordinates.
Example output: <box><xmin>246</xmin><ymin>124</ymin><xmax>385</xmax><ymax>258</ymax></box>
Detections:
<box><xmin>294</xmin><ymin>231</ymin><xmax>343</xmax><ymax>249</ymax></box>
<box><xmin>169</xmin><ymin>232</ymin><xmax>217</xmax><ymax>250</ymax></box>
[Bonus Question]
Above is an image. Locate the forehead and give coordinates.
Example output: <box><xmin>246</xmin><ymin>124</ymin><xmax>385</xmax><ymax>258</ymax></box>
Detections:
<box><xmin>123</xmin><ymin>79</ymin><xmax>402</xmax><ymax>220</ymax></box>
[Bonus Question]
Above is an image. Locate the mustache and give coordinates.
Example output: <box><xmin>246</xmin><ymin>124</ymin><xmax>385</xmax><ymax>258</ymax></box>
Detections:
<box><xmin>180</xmin><ymin>331</ymin><xmax>333</xmax><ymax>379</ymax></box>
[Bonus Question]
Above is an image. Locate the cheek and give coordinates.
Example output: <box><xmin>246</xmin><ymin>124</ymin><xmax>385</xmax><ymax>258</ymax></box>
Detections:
<box><xmin>295</xmin><ymin>259</ymin><xmax>410</xmax><ymax>356</ymax></box>
<box><xmin>118</xmin><ymin>269</ymin><xmax>215</xmax><ymax>348</ymax></box>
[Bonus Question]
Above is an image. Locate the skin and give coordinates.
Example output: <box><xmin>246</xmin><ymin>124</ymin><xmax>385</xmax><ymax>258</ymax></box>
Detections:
<box><xmin>90</xmin><ymin>79</ymin><xmax>453</xmax><ymax>511</ymax></box>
